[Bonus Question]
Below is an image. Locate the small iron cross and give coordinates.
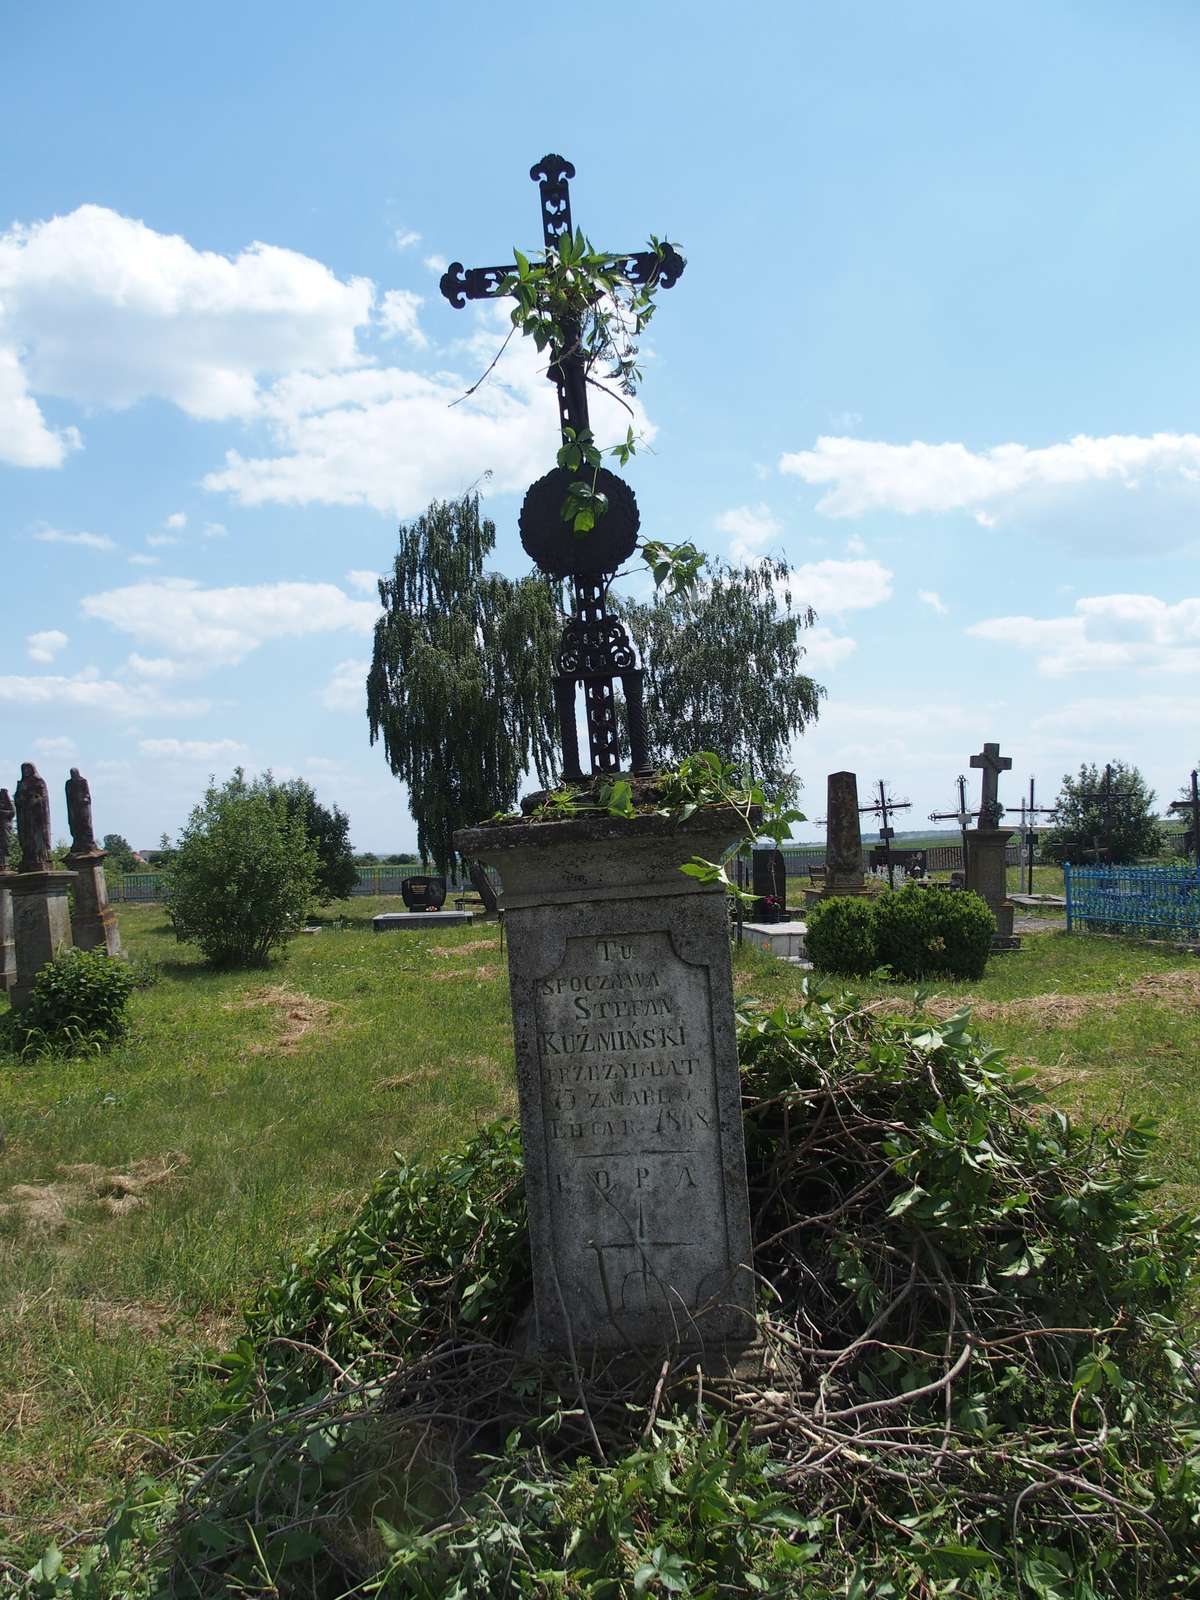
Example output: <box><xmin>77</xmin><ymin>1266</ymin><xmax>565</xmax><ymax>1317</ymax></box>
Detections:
<box><xmin>1077</xmin><ymin>763</ymin><xmax>1135</xmax><ymax>861</ymax></box>
<box><xmin>970</xmin><ymin>742</ymin><xmax>1012</xmax><ymax>824</ymax></box>
<box><xmin>860</xmin><ymin>779</ymin><xmax>912</xmax><ymax>888</ymax></box>
<box><xmin>439</xmin><ymin>155</ymin><xmax>685</xmax><ymax>446</ymax></box>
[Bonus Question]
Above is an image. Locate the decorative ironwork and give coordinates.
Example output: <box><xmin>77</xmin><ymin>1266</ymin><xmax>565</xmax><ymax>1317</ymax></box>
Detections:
<box><xmin>1064</xmin><ymin>862</ymin><xmax>1200</xmax><ymax>938</ymax></box>
<box><xmin>440</xmin><ymin>155</ymin><xmax>685</xmax><ymax>779</ymax></box>
<box><xmin>1075</xmin><ymin>762</ymin><xmax>1137</xmax><ymax>863</ymax></box>
<box><xmin>858</xmin><ymin>780</ymin><xmax>912</xmax><ymax>889</ymax></box>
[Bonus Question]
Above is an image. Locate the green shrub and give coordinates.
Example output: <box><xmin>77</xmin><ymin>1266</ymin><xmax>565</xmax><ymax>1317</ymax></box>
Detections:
<box><xmin>15</xmin><ymin>947</ymin><xmax>135</xmax><ymax>1056</ymax></box>
<box><xmin>162</xmin><ymin>774</ymin><xmax>319</xmax><ymax>968</ymax></box>
<box><xmin>874</xmin><ymin>881</ymin><xmax>994</xmax><ymax>980</ymax></box>
<box><xmin>805</xmin><ymin>894</ymin><xmax>877</xmax><ymax>975</ymax></box>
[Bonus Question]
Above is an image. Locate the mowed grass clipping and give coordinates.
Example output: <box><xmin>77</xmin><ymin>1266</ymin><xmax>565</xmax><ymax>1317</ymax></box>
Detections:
<box><xmin>0</xmin><ymin>898</ymin><xmax>514</xmax><ymax>1557</ymax></box>
<box><xmin>2</xmin><ymin>901</ymin><xmax>1199</xmax><ymax>1560</ymax></box>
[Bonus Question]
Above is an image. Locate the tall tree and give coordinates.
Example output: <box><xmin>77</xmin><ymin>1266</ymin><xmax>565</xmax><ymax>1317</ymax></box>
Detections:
<box><xmin>251</xmin><ymin>774</ymin><xmax>357</xmax><ymax>901</ymax></box>
<box><xmin>620</xmin><ymin>558</ymin><xmax>823</xmax><ymax>790</ymax></box>
<box><xmin>367</xmin><ymin>495</ymin><xmax>563</xmax><ymax>870</ymax></box>
<box><xmin>1040</xmin><ymin>759</ymin><xmax>1162</xmax><ymax>864</ymax></box>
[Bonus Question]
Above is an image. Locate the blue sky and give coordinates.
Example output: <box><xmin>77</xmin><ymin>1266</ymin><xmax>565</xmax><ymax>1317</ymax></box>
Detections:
<box><xmin>3</xmin><ymin>1</ymin><xmax>1198</xmax><ymax>851</ymax></box>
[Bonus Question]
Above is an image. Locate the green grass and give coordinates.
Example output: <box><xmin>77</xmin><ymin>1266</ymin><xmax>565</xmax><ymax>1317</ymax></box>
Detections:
<box><xmin>0</xmin><ymin>898</ymin><xmax>512</xmax><ymax>1556</ymax></box>
<box><xmin>2</xmin><ymin>902</ymin><xmax>1199</xmax><ymax>1562</ymax></box>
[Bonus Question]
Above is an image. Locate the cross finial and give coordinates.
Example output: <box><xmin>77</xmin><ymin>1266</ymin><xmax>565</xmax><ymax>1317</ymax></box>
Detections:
<box><xmin>970</xmin><ymin>741</ymin><xmax>1012</xmax><ymax>820</ymax></box>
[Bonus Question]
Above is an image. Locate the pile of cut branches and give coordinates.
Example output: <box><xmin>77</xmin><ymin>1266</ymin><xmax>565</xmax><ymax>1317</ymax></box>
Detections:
<box><xmin>13</xmin><ymin>987</ymin><xmax>1200</xmax><ymax>1598</ymax></box>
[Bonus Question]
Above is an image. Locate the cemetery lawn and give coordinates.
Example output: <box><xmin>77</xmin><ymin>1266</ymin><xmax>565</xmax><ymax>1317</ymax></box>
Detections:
<box><xmin>1</xmin><ymin>906</ymin><xmax>1198</xmax><ymax>1562</ymax></box>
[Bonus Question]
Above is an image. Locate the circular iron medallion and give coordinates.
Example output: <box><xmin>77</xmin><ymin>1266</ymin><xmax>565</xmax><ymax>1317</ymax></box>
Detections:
<box><xmin>519</xmin><ymin>467</ymin><xmax>640</xmax><ymax>579</ymax></box>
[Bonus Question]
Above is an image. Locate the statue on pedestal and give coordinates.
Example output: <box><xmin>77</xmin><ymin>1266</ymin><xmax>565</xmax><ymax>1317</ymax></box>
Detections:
<box><xmin>66</xmin><ymin>767</ymin><xmax>97</xmax><ymax>854</ymax></box>
<box><xmin>15</xmin><ymin>763</ymin><xmax>53</xmax><ymax>874</ymax></box>
<box><xmin>0</xmin><ymin>788</ymin><xmax>14</xmax><ymax>872</ymax></box>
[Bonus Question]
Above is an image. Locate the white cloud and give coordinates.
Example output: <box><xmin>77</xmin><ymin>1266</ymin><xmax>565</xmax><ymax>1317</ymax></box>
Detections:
<box><xmin>138</xmin><ymin>737</ymin><xmax>248</xmax><ymax>760</ymax></box>
<box><xmin>34</xmin><ymin>735</ymin><xmax>75</xmax><ymax>755</ymax></box>
<box><xmin>968</xmin><ymin>592</ymin><xmax>1200</xmax><ymax>677</ymax></box>
<box><xmin>145</xmin><ymin>532</ymin><xmax>179</xmax><ymax>547</ymax></box>
<box><xmin>203</xmin><ymin>313</ymin><xmax>634</xmax><ymax>515</ymax></box>
<box><xmin>126</xmin><ymin>653</ymin><xmax>186</xmax><ymax>679</ymax></box>
<box><xmin>377</xmin><ymin>288</ymin><xmax>426</xmax><ymax>347</ymax></box>
<box><xmin>202</xmin><ymin>521</ymin><xmax>228</xmax><ymax>538</ymax></box>
<box><xmin>0</xmin><ymin>346</ymin><xmax>81</xmax><ymax>466</ymax></box>
<box><xmin>0</xmin><ymin>204</ymin><xmax>373</xmax><ymax>432</ymax></box>
<box><xmin>780</xmin><ymin>431</ymin><xmax>1200</xmax><ymax>540</ymax></box>
<box><xmin>128</xmin><ymin>554</ymin><xmax>160</xmax><ymax>567</ymax></box>
<box><xmin>81</xmin><ymin>578</ymin><xmax>379</xmax><ymax>666</ymax></box>
<box><xmin>0</xmin><ymin>672</ymin><xmax>208</xmax><ymax>718</ymax></box>
<box><xmin>392</xmin><ymin>229</ymin><xmax>422</xmax><ymax>252</ymax></box>
<box><xmin>715</xmin><ymin>503</ymin><xmax>782</xmax><ymax>561</ymax></box>
<box><xmin>918</xmin><ymin>589</ymin><xmax>948</xmax><ymax>615</ymax></box>
<box><xmin>1031</xmin><ymin>694</ymin><xmax>1200</xmax><ymax>739</ymax></box>
<box><xmin>344</xmin><ymin>569</ymin><xmax>380</xmax><ymax>595</ymax></box>
<box><xmin>790</xmin><ymin>557</ymin><xmax>893</xmax><ymax>614</ymax></box>
<box><xmin>27</xmin><ymin>628</ymin><xmax>68</xmax><ymax>663</ymax></box>
<box><xmin>33</xmin><ymin>528</ymin><xmax>115</xmax><ymax>552</ymax></box>
<box><xmin>802</xmin><ymin>627</ymin><xmax>857</xmax><ymax>669</ymax></box>
<box><xmin>320</xmin><ymin>658</ymin><xmax>368</xmax><ymax>712</ymax></box>
<box><xmin>164</xmin><ymin>511</ymin><xmax>187</xmax><ymax>529</ymax></box>
<box><xmin>423</xmin><ymin>254</ymin><xmax>448</xmax><ymax>275</ymax></box>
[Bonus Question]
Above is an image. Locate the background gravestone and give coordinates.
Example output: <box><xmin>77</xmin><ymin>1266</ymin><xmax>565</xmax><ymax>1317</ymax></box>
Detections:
<box><xmin>750</xmin><ymin>846</ymin><xmax>787</xmax><ymax>921</ymax></box>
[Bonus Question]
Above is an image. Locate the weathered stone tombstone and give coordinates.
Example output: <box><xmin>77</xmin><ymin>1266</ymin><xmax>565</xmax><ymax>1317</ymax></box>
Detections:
<box><xmin>0</xmin><ymin>788</ymin><xmax>15</xmax><ymax>994</ymax></box>
<box><xmin>445</xmin><ymin>155</ymin><xmax>755</xmax><ymax>1359</ymax></box>
<box><xmin>822</xmin><ymin>770</ymin><xmax>867</xmax><ymax>895</ymax></box>
<box><xmin>965</xmin><ymin>742</ymin><xmax>1019</xmax><ymax>950</ymax></box>
<box><xmin>750</xmin><ymin>845</ymin><xmax>787</xmax><ymax>920</ymax></box>
<box><xmin>64</xmin><ymin>768</ymin><xmax>122</xmax><ymax>960</ymax></box>
<box><xmin>399</xmin><ymin>874</ymin><xmax>446</xmax><ymax>911</ymax></box>
<box><xmin>9</xmin><ymin>762</ymin><xmax>76</xmax><ymax>1011</ymax></box>
<box><xmin>457</xmin><ymin>810</ymin><xmax>756</xmax><ymax>1354</ymax></box>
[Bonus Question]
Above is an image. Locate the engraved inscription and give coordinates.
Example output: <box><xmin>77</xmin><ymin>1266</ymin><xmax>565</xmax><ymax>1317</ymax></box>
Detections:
<box><xmin>534</xmin><ymin>931</ymin><xmax>731</xmax><ymax>1335</ymax></box>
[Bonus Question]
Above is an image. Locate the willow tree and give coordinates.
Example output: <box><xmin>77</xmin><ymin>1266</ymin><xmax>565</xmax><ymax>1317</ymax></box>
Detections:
<box><xmin>366</xmin><ymin>495</ymin><xmax>562</xmax><ymax>869</ymax></box>
<box><xmin>620</xmin><ymin>558</ymin><xmax>823</xmax><ymax>792</ymax></box>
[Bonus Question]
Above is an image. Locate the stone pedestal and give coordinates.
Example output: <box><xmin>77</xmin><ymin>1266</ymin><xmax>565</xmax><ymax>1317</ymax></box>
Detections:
<box><xmin>8</xmin><ymin>871</ymin><xmax>76</xmax><ymax>1011</ymax></box>
<box><xmin>964</xmin><ymin>828</ymin><xmax>1019</xmax><ymax>950</ymax></box>
<box><xmin>824</xmin><ymin>769</ymin><xmax>866</xmax><ymax>894</ymax></box>
<box><xmin>65</xmin><ymin>850</ymin><xmax>122</xmax><ymax>958</ymax></box>
<box><xmin>0</xmin><ymin>874</ymin><xmax>15</xmax><ymax>994</ymax></box>
<box><xmin>456</xmin><ymin>809</ymin><xmax>756</xmax><ymax>1358</ymax></box>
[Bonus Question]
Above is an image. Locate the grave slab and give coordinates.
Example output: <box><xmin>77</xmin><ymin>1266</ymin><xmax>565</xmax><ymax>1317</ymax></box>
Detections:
<box><xmin>741</xmin><ymin>919</ymin><xmax>809</xmax><ymax>962</ymax></box>
<box><xmin>456</xmin><ymin>808</ymin><xmax>756</xmax><ymax>1358</ymax></box>
<box><xmin>372</xmin><ymin>910</ymin><xmax>475</xmax><ymax>932</ymax></box>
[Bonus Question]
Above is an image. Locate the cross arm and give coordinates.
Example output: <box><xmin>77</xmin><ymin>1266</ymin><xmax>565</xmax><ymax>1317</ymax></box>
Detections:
<box><xmin>439</xmin><ymin>244</ymin><xmax>687</xmax><ymax>310</ymax></box>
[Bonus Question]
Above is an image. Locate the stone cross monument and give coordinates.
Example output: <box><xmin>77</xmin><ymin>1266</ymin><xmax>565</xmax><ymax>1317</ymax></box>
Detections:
<box><xmin>64</xmin><ymin>768</ymin><xmax>122</xmax><ymax>959</ymax></box>
<box><xmin>965</xmin><ymin>741</ymin><xmax>1019</xmax><ymax>950</ymax></box>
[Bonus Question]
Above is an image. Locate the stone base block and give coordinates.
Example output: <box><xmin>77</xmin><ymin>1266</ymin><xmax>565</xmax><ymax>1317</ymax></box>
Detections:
<box><xmin>66</xmin><ymin>851</ymin><xmax>122</xmax><ymax>959</ymax></box>
<box><xmin>372</xmin><ymin>910</ymin><xmax>476</xmax><ymax>932</ymax></box>
<box><xmin>0</xmin><ymin>879</ymin><xmax>14</xmax><ymax>994</ymax></box>
<box><xmin>741</xmin><ymin>920</ymin><xmax>809</xmax><ymax>963</ymax></box>
<box><xmin>8</xmin><ymin>871</ymin><xmax>75</xmax><ymax>1011</ymax></box>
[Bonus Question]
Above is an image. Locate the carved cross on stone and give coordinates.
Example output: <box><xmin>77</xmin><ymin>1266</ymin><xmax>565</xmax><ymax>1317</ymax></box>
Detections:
<box><xmin>970</xmin><ymin>742</ymin><xmax>1012</xmax><ymax>825</ymax></box>
<box><xmin>439</xmin><ymin>155</ymin><xmax>686</xmax><ymax>782</ymax></box>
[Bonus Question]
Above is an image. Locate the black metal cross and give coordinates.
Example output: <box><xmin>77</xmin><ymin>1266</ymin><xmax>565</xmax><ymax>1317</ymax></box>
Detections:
<box><xmin>1168</xmin><ymin>769</ymin><xmax>1200</xmax><ymax>867</ymax></box>
<box><xmin>970</xmin><ymin>742</ymin><xmax>1012</xmax><ymax>827</ymax></box>
<box><xmin>860</xmin><ymin>780</ymin><xmax>912</xmax><ymax>889</ymax></box>
<box><xmin>439</xmin><ymin>156</ymin><xmax>686</xmax><ymax>781</ymax></box>
<box><xmin>1014</xmin><ymin>777</ymin><xmax>1057</xmax><ymax>894</ymax></box>
<box><xmin>1077</xmin><ymin>763</ymin><xmax>1135</xmax><ymax>863</ymax></box>
<box><xmin>929</xmin><ymin>774</ymin><xmax>973</xmax><ymax>873</ymax></box>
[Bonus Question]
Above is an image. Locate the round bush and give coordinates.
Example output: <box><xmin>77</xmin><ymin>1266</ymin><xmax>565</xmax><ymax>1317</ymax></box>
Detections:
<box><xmin>875</xmin><ymin>881</ymin><xmax>994</xmax><ymax>981</ymax></box>
<box><xmin>805</xmin><ymin>894</ymin><xmax>878</xmax><ymax>976</ymax></box>
<box><xmin>17</xmin><ymin>947</ymin><xmax>136</xmax><ymax>1055</ymax></box>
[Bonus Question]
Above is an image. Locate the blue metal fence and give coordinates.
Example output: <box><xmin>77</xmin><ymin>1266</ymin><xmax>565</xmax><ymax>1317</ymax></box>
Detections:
<box><xmin>1064</xmin><ymin>863</ymin><xmax>1200</xmax><ymax>939</ymax></box>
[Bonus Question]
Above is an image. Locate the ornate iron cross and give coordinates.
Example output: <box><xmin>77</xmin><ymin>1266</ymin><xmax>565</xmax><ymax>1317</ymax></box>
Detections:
<box><xmin>439</xmin><ymin>155</ymin><xmax>686</xmax><ymax>781</ymax></box>
<box><xmin>860</xmin><ymin>780</ymin><xmax>912</xmax><ymax>889</ymax></box>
